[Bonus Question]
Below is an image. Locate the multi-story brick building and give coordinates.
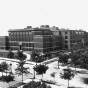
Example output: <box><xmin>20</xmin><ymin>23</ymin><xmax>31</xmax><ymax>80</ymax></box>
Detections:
<box><xmin>7</xmin><ymin>25</ymin><xmax>88</xmax><ymax>53</ymax></box>
<box><xmin>50</xmin><ymin>26</ymin><xmax>62</xmax><ymax>51</ymax></box>
<box><xmin>60</xmin><ymin>28</ymin><xmax>86</xmax><ymax>50</ymax></box>
<box><xmin>8</xmin><ymin>25</ymin><xmax>62</xmax><ymax>53</ymax></box>
<box><xmin>0</xmin><ymin>36</ymin><xmax>9</xmax><ymax>50</ymax></box>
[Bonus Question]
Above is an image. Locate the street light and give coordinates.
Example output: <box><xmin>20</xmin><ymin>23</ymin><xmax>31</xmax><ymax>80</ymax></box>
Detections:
<box><xmin>33</xmin><ymin>66</ymin><xmax>35</xmax><ymax>79</ymax></box>
<box><xmin>67</xmin><ymin>58</ymin><xmax>71</xmax><ymax>69</ymax></box>
<box><xmin>57</xmin><ymin>57</ymin><xmax>60</xmax><ymax>69</ymax></box>
<box><xmin>33</xmin><ymin>56</ymin><xmax>38</xmax><ymax>79</ymax></box>
<box><xmin>9</xmin><ymin>63</ymin><xmax>12</xmax><ymax>74</ymax></box>
<box><xmin>35</xmin><ymin>56</ymin><xmax>38</xmax><ymax>65</ymax></box>
<box><xmin>18</xmin><ymin>42</ymin><xmax>24</xmax><ymax>82</ymax></box>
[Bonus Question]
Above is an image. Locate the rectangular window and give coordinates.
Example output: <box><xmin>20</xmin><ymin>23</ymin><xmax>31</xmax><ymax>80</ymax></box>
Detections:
<box><xmin>65</xmin><ymin>32</ymin><xmax>67</xmax><ymax>34</ymax></box>
<box><xmin>73</xmin><ymin>31</ymin><xmax>75</xmax><ymax>34</ymax></box>
<box><xmin>26</xmin><ymin>43</ymin><xmax>28</xmax><ymax>47</ymax></box>
<box><xmin>73</xmin><ymin>40</ymin><xmax>75</xmax><ymax>43</ymax></box>
<box><xmin>65</xmin><ymin>40</ymin><xmax>68</xmax><ymax>43</ymax></box>
<box><xmin>59</xmin><ymin>31</ymin><xmax>61</xmax><ymax>35</ymax></box>
<box><xmin>76</xmin><ymin>32</ymin><xmax>78</xmax><ymax>34</ymax></box>
<box><xmin>25</xmin><ymin>32</ymin><xmax>28</xmax><ymax>41</ymax></box>
<box><xmin>71</xmin><ymin>36</ymin><xmax>72</xmax><ymax>39</ymax></box>
<box><xmin>28</xmin><ymin>43</ymin><xmax>33</xmax><ymax>47</ymax></box>
<box><xmin>65</xmin><ymin>45</ymin><xmax>68</xmax><ymax>48</ymax></box>
<box><xmin>70</xmin><ymin>31</ymin><xmax>72</xmax><ymax>34</ymax></box>
<box><xmin>70</xmin><ymin>40</ymin><xmax>72</xmax><ymax>43</ymax></box>
<box><xmin>17</xmin><ymin>32</ymin><xmax>19</xmax><ymax>41</ymax></box>
<box><xmin>23</xmin><ymin>32</ymin><xmax>25</xmax><ymax>41</ymax></box>
<box><xmin>65</xmin><ymin>36</ymin><xmax>68</xmax><ymax>39</ymax></box>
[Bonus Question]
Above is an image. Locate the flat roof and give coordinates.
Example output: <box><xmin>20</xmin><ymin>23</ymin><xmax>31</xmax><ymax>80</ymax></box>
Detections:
<box><xmin>8</xmin><ymin>27</ymin><xmax>51</xmax><ymax>32</ymax></box>
<box><xmin>8</xmin><ymin>28</ymin><xmax>34</xmax><ymax>32</ymax></box>
<box><xmin>0</xmin><ymin>36</ymin><xmax>8</xmax><ymax>38</ymax></box>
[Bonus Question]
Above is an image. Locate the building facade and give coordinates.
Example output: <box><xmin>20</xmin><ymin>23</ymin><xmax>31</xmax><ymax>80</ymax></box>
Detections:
<box><xmin>61</xmin><ymin>29</ymin><xmax>86</xmax><ymax>50</ymax></box>
<box><xmin>7</xmin><ymin>25</ymin><xmax>88</xmax><ymax>53</ymax></box>
<box><xmin>0</xmin><ymin>36</ymin><xmax>9</xmax><ymax>50</ymax></box>
<box><xmin>8</xmin><ymin>26</ymin><xmax>62</xmax><ymax>53</ymax></box>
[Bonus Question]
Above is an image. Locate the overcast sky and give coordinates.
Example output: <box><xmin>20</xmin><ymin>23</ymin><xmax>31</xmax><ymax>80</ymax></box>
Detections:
<box><xmin>0</xmin><ymin>0</ymin><xmax>88</xmax><ymax>36</ymax></box>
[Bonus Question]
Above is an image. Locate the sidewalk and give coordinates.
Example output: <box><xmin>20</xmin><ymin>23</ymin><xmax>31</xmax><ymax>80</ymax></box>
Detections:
<box><xmin>41</xmin><ymin>58</ymin><xmax>58</xmax><ymax>65</ymax></box>
<box><xmin>0</xmin><ymin>57</ymin><xmax>19</xmax><ymax>63</ymax></box>
<box><xmin>0</xmin><ymin>56</ymin><xmax>58</xmax><ymax>65</ymax></box>
<box><xmin>0</xmin><ymin>57</ymin><xmax>35</xmax><ymax>65</ymax></box>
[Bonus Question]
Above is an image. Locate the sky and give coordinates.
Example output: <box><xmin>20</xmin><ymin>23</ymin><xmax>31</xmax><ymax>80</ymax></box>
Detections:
<box><xmin>0</xmin><ymin>0</ymin><xmax>88</xmax><ymax>36</ymax></box>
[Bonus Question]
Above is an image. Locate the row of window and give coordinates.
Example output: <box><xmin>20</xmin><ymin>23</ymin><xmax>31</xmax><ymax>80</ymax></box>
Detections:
<box><xmin>9</xmin><ymin>32</ymin><xmax>33</xmax><ymax>41</ymax></box>
<box><xmin>9</xmin><ymin>31</ymin><xmax>52</xmax><ymax>37</ymax></box>
<box><xmin>65</xmin><ymin>39</ymin><xmax>82</xmax><ymax>44</ymax></box>
<box><xmin>65</xmin><ymin>35</ymin><xmax>84</xmax><ymax>40</ymax></box>
<box><xmin>10</xmin><ymin>43</ymin><xmax>34</xmax><ymax>47</ymax></box>
<box><xmin>34</xmin><ymin>31</ymin><xmax>52</xmax><ymax>35</ymax></box>
<box><xmin>65</xmin><ymin>36</ymin><xmax>68</xmax><ymax>39</ymax></box>
<box><xmin>65</xmin><ymin>45</ymin><xmax>68</xmax><ymax>48</ymax></box>
<box><xmin>10</xmin><ymin>47</ymin><xmax>53</xmax><ymax>52</ymax></box>
<box><xmin>70</xmin><ymin>31</ymin><xmax>84</xmax><ymax>35</ymax></box>
<box><xmin>10</xmin><ymin>37</ymin><xmax>33</xmax><ymax>42</ymax></box>
<box><xmin>10</xmin><ymin>47</ymin><xmax>33</xmax><ymax>51</ymax></box>
<box><xmin>65</xmin><ymin>40</ymin><xmax>75</xmax><ymax>43</ymax></box>
<box><xmin>9</xmin><ymin>32</ymin><xmax>32</xmax><ymax>36</ymax></box>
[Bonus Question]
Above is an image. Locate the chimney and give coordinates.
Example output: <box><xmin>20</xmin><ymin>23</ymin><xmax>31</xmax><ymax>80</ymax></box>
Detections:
<box><xmin>27</xmin><ymin>26</ymin><xmax>32</xmax><ymax>28</ymax></box>
<box><xmin>40</xmin><ymin>25</ymin><xmax>45</xmax><ymax>28</ymax></box>
<box><xmin>45</xmin><ymin>25</ymin><xmax>49</xmax><ymax>28</ymax></box>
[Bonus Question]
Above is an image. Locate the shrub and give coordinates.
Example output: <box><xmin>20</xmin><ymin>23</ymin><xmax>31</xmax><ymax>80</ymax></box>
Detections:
<box><xmin>23</xmin><ymin>81</ymin><xmax>51</xmax><ymax>88</ymax></box>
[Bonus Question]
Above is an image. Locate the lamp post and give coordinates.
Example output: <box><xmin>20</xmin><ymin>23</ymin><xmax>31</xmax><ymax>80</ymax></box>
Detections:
<box><xmin>9</xmin><ymin>50</ymin><xmax>13</xmax><ymax>74</ymax></box>
<box><xmin>9</xmin><ymin>63</ymin><xmax>12</xmax><ymax>74</ymax></box>
<box><xmin>33</xmin><ymin>56</ymin><xmax>38</xmax><ymax>79</ymax></box>
<box><xmin>57</xmin><ymin>57</ymin><xmax>60</xmax><ymax>69</ymax></box>
<box><xmin>18</xmin><ymin>42</ymin><xmax>24</xmax><ymax>82</ymax></box>
<box><xmin>35</xmin><ymin>56</ymin><xmax>38</xmax><ymax>65</ymax></box>
<box><xmin>33</xmin><ymin>66</ymin><xmax>35</xmax><ymax>79</ymax></box>
<box><xmin>45</xmin><ymin>52</ymin><xmax>47</xmax><ymax>60</ymax></box>
<box><xmin>67</xmin><ymin>58</ymin><xmax>71</xmax><ymax>69</ymax></box>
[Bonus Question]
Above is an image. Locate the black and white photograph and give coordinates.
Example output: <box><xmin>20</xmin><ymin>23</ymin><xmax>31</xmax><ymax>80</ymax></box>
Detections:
<box><xmin>0</xmin><ymin>0</ymin><xmax>88</xmax><ymax>88</ymax></box>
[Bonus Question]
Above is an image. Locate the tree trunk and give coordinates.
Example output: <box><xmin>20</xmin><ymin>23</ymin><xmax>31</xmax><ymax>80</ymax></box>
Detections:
<box><xmin>41</xmin><ymin>74</ymin><xmax>43</xmax><ymax>80</ymax></box>
<box><xmin>33</xmin><ymin>69</ymin><xmax>35</xmax><ymax>79</ymax></box>
<box><xmin>54</xmin><ymin>77</ymin><xmax>55</xmax><ymax>83</ymax></box>
<box><xmin>6</xmin><ymin>71</ymin><xmax>7</xmax><ymax>76</ymax></box>
<box><xmin>20</xmin><ymin>45</ymin><xmax>22</xmax><ymax>50</ymax></box>
<box><xmin>2</xmin><ymin>72</ymin><xmax>3</xmax><ymax>77</ymax></box>
<box><xmin>86</xmin><ymin>84</ymin><xmax>87</xmax><ymax>88</ymax></box>
<box><xmin>22</xmin><ymin>72</ymin><xmax>23</xmax><ymax>82</ymax></box>
<box><xmin>58</xmin><ymin>61</ymin><xmax>60</xmax><ymax>69</ymax></box>
<box><xmin>68</xmin><ymin>80</ymin><xmax>69</xmax><ymax>88</ymax></box>
<box><xmin>75</xmin><ymin>65</ymin><xmax>76</xmax><ymax>71</ymax></box>
<box><xmin>10</xmin><ymin>63</ymin><xmax>12</xmax><ymax>73</ymax></box>
<box><xmin>8</xmin><ymin>83</ymin><xmax>10</xmax><ymax>87</ymax></box>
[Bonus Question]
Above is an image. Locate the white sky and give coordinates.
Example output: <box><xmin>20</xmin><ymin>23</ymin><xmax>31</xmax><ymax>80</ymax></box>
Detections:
<box><xmin>0</xmin><ymin>0</ymin><xmax>88</xmax><ymax>36</ymax></box>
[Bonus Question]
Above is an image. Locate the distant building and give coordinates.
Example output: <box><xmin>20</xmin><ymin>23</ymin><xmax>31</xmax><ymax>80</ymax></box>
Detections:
<box><xmin>50</xmin><ymin>26</ymin><xmax>62</xmax><ymax>51</ymax></box>
<box><xmin>85</xmin><ymin>32</ymin><xmax>88</xmax><ymax>46</ymax></box>
<box><xmin>7</xmin><ymin>25</ymin><xmax>88</xmax><ymax>53</ymax></box>
<box><xmin>60</xmin><ymin>29</ymin><xmax>86</xmax><ymax>50</ymax></box>
<box><xmin>0</xmin><ymin>36</ymin><xmax>9</xmax><ymax>50</ymax></box>
<box><xmin>8</xmin><ymin>25</ymin><xmax>62</xmax><ymax>53</ymax></box>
